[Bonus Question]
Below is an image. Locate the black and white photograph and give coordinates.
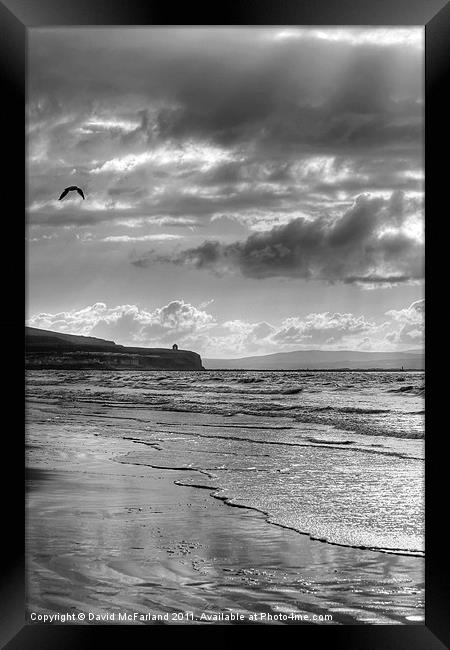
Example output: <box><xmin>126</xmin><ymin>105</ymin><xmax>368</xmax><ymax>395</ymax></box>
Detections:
<box><xmin>25</xmin><ymin>25</ymin><xmax>425</xmax><ymax>626</ymax></box>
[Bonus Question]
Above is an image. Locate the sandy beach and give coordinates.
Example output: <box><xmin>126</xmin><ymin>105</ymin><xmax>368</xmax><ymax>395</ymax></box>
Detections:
<box><xmin>26</xmin><ymin>391</ymin><xmax>424</xmax><ymax>626</ymax></box>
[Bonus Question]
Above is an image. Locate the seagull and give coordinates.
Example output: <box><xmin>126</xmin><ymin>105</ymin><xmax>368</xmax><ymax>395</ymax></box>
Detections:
<box><xmin>58</xmin><ymin>186</ymin><xmax>85</xmax><ymax>200</ymax></box>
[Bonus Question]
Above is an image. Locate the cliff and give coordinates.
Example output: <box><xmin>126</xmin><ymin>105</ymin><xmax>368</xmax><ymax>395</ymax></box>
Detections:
<box><xmin>25</xmin><ymin>326</ymin><xmax>204</xmax><ymax>371</ymax></box>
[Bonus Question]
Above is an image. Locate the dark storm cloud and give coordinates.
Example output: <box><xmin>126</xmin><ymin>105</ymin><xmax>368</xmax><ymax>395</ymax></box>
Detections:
<box><xmin>142</xmin><ymin>193</ymin><xmax>424</xmax><ymax>284</ymax></box>
<box><xmin>151</xmin><ymin>36</ymin><xmax>421</xmax><ymax>153</ymax></box>
<box><xmin>29</xmin><ymin>28</ymin><xmax>422</xmax><ymax>155</ymax></box>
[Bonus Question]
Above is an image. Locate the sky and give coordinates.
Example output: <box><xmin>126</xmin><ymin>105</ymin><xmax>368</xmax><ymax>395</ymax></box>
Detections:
<box><xmin>26</xmin><ymin>27</ymin><xmax>424</xmax><ymax>358</ymax></box>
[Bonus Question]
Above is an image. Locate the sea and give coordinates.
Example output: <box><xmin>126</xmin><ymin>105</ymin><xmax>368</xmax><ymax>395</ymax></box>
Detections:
<box><xmin>26</xmin><ymin>369</ymin><xmax>425</xmax><ymax>557</ymax></box>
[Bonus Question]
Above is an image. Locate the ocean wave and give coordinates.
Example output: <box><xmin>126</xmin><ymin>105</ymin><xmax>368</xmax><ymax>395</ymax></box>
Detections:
<box><xmin>337</xmin><ymin>407</ymin><xmax>391</xmax><ymax>414</ymax></box>
<box><xmin>27</xmin><ymin>368</ymin><xmax>424</xmax><ymax>440</ymax></box>
<box><xmin>388</xmin><ymin>385</ymin><xmax>415</xmax><ymax>393</ymax></box>
<box><xmin>388</xmin><ymin>385</ymin><xmax>425</xmax><ymax>395</ymax></box>
<box><xmin>309</xmin><ymin>406</ymin><xmax>390</xmax><ymax>415</ymax></box>
<box><xmin>306</xmin><ymin>437</ymin><xmax>355</xmax><ymax>445</ymax></box>
<box><xmin>235</xmin><ymin>376</ymin><xmax>265</xmax><ymax>384</ymax></box>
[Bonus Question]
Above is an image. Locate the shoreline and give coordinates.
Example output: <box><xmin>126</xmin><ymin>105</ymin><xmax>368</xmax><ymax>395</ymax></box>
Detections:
<box><xmin>124</xmin><ymin>464</ymin><xmax>424</xmax><ymax>558</ymax></box>
<box><xmin>26</xmin><ymin>407</ymin><xmax>424</xmax><ymax>625</ymax></box>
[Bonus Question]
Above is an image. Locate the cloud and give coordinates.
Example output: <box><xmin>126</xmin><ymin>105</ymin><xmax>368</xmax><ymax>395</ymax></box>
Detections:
<box><xmin>206</xmin><ymin>319</ymin><xmax>277</xmax><ymax>355</ymax></box>
<box><xmin>343</xmin><ymin>275</ymin><xmax>415</xmax><ymax>288</ymax></box>
<box><xmin>101</xmin><ymin>234</ymin><xmax>182</xmax><ymax>242</ymax></box>
<box><xmin>136</xmin><ymin>301</ymin><xmax>216</xmax><ymax>344</ymax></box>
<box><xmin>272</xmin><ymin>28</ymin><xmax>423</xmax><ymax>48</ymax></box>
<box><xmin>27</xmin><ymin>301</ymin><xmax>217</xmax><ymax>348</ymax></box>
<box><xmin>27</xmin><ymin>298</ymin><xmax>424</xmax><ymax>356</ymax></box>
<box><xmin>27</xmin><ymin>303</ymin><xmax>142</xmax><ymax>340</ymax></box>
<box><xmin>272</xmin><ymin>312</ymin><xmax>375</xmax><ymax>346</ymax></box>
<box><xmin>139</xmin><ymin>192</ymin><xmax>423</xmax><ymax>284</ymax></box>
<box><xmin>385</xmin><ymin>299</ymin><xmax>424</xmax><ymax>345</ymax></box>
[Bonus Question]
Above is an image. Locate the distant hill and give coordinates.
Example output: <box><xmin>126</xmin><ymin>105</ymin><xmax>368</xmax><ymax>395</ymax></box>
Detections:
<box><xmin>25</xmin><ymin>326</ymin><xmax>204</xmax><ymax>370</ymax></box>
<box><xmin>204</xmin><ymin>349</ymin><xmax>424</xmax><ymax>370</ymax></box>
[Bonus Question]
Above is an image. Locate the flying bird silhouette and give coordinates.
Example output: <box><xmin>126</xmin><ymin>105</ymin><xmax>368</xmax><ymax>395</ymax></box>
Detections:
<box><xmin>58</xmin><ymin>186</ymin><xmax>85</xmax><ymax>200</ymax></box>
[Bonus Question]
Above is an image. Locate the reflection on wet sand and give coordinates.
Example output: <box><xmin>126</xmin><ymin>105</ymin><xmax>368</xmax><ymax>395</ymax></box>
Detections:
<box><xmin>26</xmin><ymin>414</ymin><xmax>424</xmax><ymax>625</ymax></box>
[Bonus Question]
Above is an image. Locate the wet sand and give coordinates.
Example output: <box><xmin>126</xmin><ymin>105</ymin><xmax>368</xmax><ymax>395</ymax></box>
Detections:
<box><xmin>25</xmin><ymin>406</ymin><xmax>424</xmax><ymax>625</ymax></box>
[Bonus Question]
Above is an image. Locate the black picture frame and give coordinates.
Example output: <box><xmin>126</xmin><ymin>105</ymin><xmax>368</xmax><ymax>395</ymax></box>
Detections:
<box><xmin>1</xmin><ymin>0</ymin><xmax>448</xmax><ymax>646</ymax></box>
